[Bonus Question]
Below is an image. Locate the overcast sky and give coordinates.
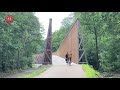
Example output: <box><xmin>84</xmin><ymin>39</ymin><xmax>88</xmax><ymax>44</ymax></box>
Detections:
<box><xmin>35</xmin><ymin>12</ymin><xmax>71</xmax><ymax>38</ymax></box>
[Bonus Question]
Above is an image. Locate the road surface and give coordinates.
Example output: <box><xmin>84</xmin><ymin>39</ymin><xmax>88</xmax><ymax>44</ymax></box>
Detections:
<box><xmin>34</xmin><ymin>55</ymin><xmax>86</xmax><ymax>78</ymax></box>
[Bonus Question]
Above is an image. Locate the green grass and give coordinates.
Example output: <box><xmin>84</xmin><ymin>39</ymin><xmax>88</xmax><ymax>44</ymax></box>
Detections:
<box><xmin>19</xmin><ymin>66</ymin><xmax>50</xmax><ymax>78</ymax></box>
<box><xmin>81</xmin><ymin>64</ymin><xmax>101</xmax><ymax>78</ymax></box>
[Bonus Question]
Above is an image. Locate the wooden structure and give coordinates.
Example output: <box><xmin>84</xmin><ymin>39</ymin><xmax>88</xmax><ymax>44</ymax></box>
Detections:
<box><xmin>42</xmin><ymin>18</ymin><xmax>52</xmax><ymax>65</ymax></box>
<box><xmin>54</xmin><ymin>19</ymin><xmax>87</xmax><ymax>64</ymax></box>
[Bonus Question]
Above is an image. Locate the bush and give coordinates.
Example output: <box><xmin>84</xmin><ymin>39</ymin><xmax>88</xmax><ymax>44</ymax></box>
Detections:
<box><xmin>20</xmin><ymin>57</ymin><xmax>33</xmax><ymax>69</ymax></box>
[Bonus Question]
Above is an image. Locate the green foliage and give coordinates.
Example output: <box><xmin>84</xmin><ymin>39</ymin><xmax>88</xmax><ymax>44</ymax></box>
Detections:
<box><xmin>0</xmin><ymin>12</ymin><xmax>45</xmax><ymax>72</ymax></box>
<box><xmin>81</xmin><ymin>64</ymin><xmax>101</xmax><ymax>78</ymax></box>
<box><xmin>74</xmin><ymin>12</ymin><xmax>120</xmax><ymax>72</ymax></box>
<box><xmin>52</xmin><ymin>13</ymin><xmax>75</xmax><ymax>52</ymax></box>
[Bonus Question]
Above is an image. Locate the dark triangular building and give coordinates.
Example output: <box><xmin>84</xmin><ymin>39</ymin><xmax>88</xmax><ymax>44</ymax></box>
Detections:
<box><xmin>43</xmin><ymin>18</ymin><xmax>52</xmax><ymax>65</ymax></box>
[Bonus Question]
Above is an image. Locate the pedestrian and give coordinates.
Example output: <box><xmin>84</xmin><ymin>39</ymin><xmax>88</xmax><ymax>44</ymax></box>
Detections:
<box><xmin>68</xmin><ymin>51</ymin><xmax>72</xmax><ymax>65</ymax></box>
<box><xmin>65</xmin><ymin>52</ymin><xmax>68</xmax><ymax>64</ymax></box>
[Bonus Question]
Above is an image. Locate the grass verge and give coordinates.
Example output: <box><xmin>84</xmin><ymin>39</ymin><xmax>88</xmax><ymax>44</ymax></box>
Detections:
<box><xmin>19</xmin><ymin>65</ymin><xmax>50</xmax><ymax>78</ymax></box>
<box><xmin>81</xmin><ymin>64</ymin><xmax>101</xmax><ymax>78</ymax></box>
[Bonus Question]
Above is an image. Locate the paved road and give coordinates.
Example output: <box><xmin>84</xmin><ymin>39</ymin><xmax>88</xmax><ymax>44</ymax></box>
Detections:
<box><xmin>34</xmin><ymin>55</ymin><xmax>86</xmax><ymax>78</ymax></box>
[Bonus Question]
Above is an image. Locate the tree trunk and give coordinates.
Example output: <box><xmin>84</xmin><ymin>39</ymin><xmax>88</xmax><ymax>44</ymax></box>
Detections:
<box><xmin>94</xmin><ymin>27</ymin><xmax>99</xmax><ymax>70</ymax></box>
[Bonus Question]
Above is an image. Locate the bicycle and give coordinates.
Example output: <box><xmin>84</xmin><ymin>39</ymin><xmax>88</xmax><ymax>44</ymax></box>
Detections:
<box><xmin>67</xmin><ymin>59</ymin><xmax>71</xmax><ymax>66</ymax></box>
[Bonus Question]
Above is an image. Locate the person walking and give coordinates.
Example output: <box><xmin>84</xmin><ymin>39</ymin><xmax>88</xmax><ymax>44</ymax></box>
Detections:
<box><xmin>68</xmin><ymin>51</ymin><xmax>72</xmax><ymax>66</ymax></box>
<box><xmin>65</xmin><ymin>52</ymin><xmax>68</xmax><ymax>64</ymax></box>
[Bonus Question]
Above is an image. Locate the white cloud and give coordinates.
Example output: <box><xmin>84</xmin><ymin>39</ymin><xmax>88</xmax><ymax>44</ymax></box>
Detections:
<box><xmin>35</xmin><ymin>12</ymin><xmax>71</xmax><ymax>38</ymax></box>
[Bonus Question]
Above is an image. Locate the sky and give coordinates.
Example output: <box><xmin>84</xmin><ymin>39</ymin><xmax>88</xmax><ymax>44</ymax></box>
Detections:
<box><xmin>35</xmin><ymin>12</ymin><xmax>71</xmax><ymax>38</ymax></box>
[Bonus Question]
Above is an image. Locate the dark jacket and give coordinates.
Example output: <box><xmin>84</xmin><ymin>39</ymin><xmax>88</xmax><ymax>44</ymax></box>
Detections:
<box><xmin>65</xmin><ymin>54</ymin><xmax>68</xmax><ymax>58</ymax></box>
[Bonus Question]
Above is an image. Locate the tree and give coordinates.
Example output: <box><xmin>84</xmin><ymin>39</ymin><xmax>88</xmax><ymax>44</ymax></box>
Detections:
<box><xmin>74</xmin><ymin>12</ymin><xmax>105</xmax><ymax>70</ymax></box>
<box><xmin>0</xmin><ymin>12</ymin><xmax>45</xmax><ymax>72</ymax></box>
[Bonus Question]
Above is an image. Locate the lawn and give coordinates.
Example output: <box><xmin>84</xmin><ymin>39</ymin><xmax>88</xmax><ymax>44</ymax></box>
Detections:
<box><xmin>81</xmin><ymin>64</ymin><xmax>101</xmax><ymax>78</ymax></box>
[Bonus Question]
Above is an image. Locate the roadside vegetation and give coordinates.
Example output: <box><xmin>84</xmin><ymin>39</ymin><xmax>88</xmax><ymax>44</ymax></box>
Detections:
<box><xmin>19</xmin><ymin>65</ymin><xmax>51</xmax><ymax>78</ymax></box>
<box><xmin>81</xmin><ymin>64</ymin><xmax>101</xmax><ymax>78</ymax></box>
